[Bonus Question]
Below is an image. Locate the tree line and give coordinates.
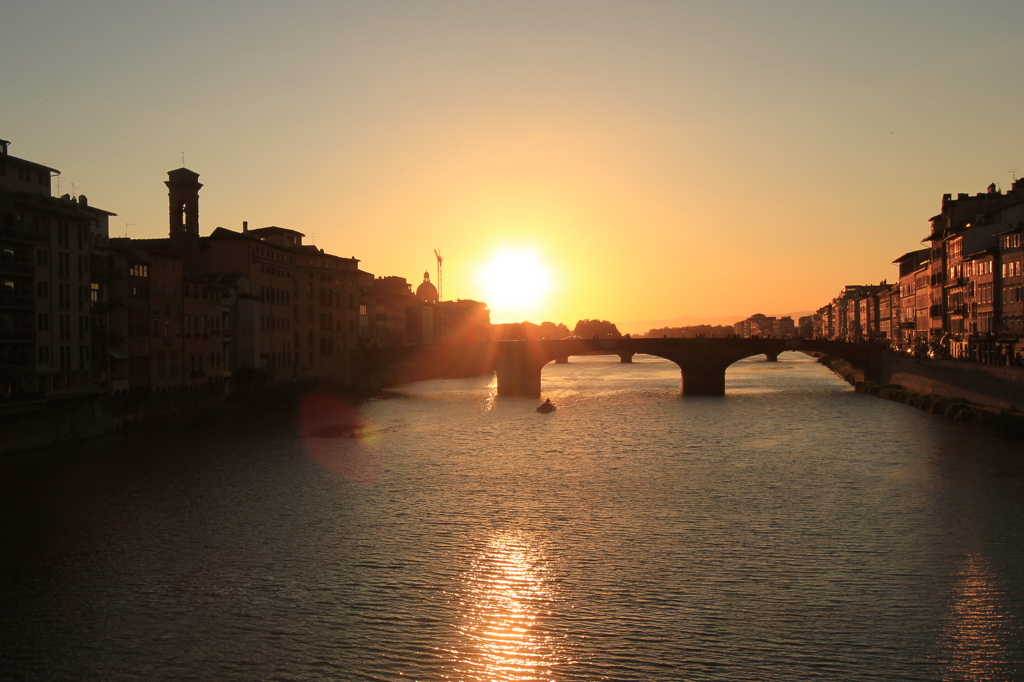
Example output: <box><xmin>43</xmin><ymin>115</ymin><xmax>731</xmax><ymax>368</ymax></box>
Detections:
<box><xmin>492</xmin><ymin>319</ymin><xmax>623</xmax><ymax>340</ymax></box>
<box><xmin>642</xmin><ymin>325</ymin><xmax>734</xmax><ymax>338</ymax></box>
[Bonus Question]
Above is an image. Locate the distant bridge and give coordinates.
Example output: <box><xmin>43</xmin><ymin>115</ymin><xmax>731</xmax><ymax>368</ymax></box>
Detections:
<box><xmin>360</xmin><ymin>338</ymin><xmax>882</xmax><ymax>398</ymax></box>
<box><xmin>491</xmin><ymin>338</ymin><xmax>881</xmax><ymax>397</ymax></box>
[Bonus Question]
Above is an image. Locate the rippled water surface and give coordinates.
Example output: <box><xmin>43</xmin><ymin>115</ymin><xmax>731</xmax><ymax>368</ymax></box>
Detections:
<box><xmin>2</xmin><ymin>354</ymin><xmax>1024</xmax><ymax>680</ymax></box>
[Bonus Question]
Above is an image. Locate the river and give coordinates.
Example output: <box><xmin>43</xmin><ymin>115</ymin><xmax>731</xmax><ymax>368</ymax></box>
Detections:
<box><xmin>1</xmin><ymin>353</ymin><xmax>1023</xmax><ymax>681</ymax></box>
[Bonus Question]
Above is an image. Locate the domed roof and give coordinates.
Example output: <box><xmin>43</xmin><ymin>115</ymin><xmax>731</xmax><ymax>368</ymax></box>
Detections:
<box><xmin>416</xmin><ymin>271</ymin><xmax>438</xmax><ymax>303</ymax></box>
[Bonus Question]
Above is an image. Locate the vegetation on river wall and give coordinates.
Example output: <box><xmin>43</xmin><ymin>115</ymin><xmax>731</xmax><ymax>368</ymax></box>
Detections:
<box><xmin>816</xmin><ymin>354</ymin><xmax>1024</xmax><ymax>440</ymax></box>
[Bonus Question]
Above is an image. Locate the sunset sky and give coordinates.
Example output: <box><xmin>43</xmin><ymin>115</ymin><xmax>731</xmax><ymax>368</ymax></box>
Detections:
<box><xmin>5</xmin><ymin>1</ymin><xmax>1024</xmax><ymax>327</ymax></box>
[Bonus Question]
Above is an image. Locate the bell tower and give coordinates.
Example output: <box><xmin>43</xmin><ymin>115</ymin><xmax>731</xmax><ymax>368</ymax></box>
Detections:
<box><xmin>166</xmin><ymin>168</ymin><xmax>202</xmax><ymax>241</ymax></box>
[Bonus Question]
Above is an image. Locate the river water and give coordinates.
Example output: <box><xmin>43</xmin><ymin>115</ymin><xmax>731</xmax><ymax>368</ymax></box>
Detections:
<box><xmin>2</xmin><ymin>353</ymin><xmax>1023</xmax><ymax>681</ymax></box>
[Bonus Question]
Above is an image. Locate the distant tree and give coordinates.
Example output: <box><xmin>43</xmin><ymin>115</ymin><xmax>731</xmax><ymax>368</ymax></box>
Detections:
<box><xmin>573</xmin><ymin>319</ymin><xmax>622</xmax><ymax>338</ymax></box>
<box><xmin>492</xmin><ymin>320</ymin><xmax>571</xmax><ymax>340</ymax></box>
<box><xmin>492</xmin><ymin>322</ymin><xmax>532</xmax><ymax>340</ymax></box>
<box><xmin>643</xmin><ymin>325</ymin><xmax>734</xmax><ymax>338</ymax></box>
<box><xmin>537</xmin><ymin>321</ymin><xmax>570</xmax><ymax>339</ymax></box>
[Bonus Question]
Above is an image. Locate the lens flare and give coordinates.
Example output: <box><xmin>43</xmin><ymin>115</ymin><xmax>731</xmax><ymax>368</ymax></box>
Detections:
<box><xmin>299</xmin><ymin>393</ymin><xmax>380</xmax><ymax>483</ymax></box>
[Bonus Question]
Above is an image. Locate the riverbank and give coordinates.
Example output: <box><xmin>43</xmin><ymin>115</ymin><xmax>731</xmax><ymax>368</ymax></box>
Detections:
<box><xmin>0</xmin><ymin>379</ymin><xmax>385</xmax><ymax>457</ymax></box>
<box><xmin>816</xmin><ymin>353</ymin><xmax>1024</xmax><ymax>440</ymax></box>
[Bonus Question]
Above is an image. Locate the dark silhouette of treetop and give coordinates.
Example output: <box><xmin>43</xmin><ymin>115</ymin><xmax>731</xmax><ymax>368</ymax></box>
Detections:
<box><xmin>573</xmin><ymin>319</ymin><xmax>621</xmax><ymax>338</ymax></box>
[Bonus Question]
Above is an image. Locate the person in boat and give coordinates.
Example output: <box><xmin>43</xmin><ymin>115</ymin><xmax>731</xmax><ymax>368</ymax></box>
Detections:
<box><xmin>537</xmin><ymin>398</ymin><xmax>556</xmax><ymax>413</ymax></box>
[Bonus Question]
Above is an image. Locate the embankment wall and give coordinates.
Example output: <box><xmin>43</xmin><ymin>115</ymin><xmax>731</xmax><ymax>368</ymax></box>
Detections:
<box><xmin>878</xmin><ymin>353</ymin><xmax>1024</xmax><ymax>411</ymax></box>
<box><xmin>0</xmin><ymin>381</ymin><xmax>230</xmax><ymax>456</ymax></box>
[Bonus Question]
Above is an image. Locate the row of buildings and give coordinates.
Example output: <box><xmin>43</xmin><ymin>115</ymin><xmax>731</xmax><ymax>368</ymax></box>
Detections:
<box><xmin>0</xmin><ymin>139</ymin><xmax>490</xmax><ymax>400</ymax></box>
<box><xmin>809</xmin><ymin>180</ymin><xmax>1024</xmax><ymax>365</ymax></box>
<box><xmin>732</xmin><ymin>313</ymin><xmax>807</xmax><ymax>340</ymax></box>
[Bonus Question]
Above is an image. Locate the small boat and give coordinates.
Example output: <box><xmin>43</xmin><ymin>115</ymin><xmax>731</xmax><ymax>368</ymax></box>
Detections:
<box><xmin>536</xmin><ymin>399</ymin><xmax>556</xmax><ymax>413</ymax></box>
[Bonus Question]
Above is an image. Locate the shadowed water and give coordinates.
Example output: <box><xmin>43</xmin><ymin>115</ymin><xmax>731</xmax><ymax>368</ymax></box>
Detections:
<box><xmin>1</xmin><ymin>353</ymin><xmax>1023</xmax><ymax>680</ymax></box>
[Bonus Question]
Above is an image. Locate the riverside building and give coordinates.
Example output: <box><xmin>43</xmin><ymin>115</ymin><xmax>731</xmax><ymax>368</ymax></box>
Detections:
<box><xmin>812</xmin><ymin>179</ymin><xmax>1024</xmax><ymax>365</ymax></box>
<box><xmin>0</xmin><ymin>139</ymin><xmax>116</xmax><ymax>399</ymax></box>
<box><xmin>1</xmin><ymin>136</ymin><xmax>451</xmax><ymax>402</ymax></box>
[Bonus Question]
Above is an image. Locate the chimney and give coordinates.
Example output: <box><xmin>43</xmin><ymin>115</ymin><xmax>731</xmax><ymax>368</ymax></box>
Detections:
<box><xmin>0</xmin><ymin>139</ymin><xmax>9</xmax><ymax>155</ymax></box>
<box><xmin>242</xmin><ymin>221</ymin><xmax>248</xmax><ymax>233</ymax></box>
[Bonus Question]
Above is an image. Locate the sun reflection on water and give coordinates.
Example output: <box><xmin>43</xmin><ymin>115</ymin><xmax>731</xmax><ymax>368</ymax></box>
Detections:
<box><xmin>941</xmin><ymin>554</ymin><xmax>1013</xmax><ymax>681</ymax></box>
<box><xmin>448</xmin><ymin>532</ymin><xmax>568</xmax><ymax>681</ymax></box>
<box><xmin>480</xmin><ymin>374</ymin><xmax>498</xmax><ymax>413</ymax></box>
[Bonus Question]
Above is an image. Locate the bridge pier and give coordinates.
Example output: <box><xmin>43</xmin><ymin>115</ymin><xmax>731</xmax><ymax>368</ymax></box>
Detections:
<box><xmin>765</xmin><ymin>352</ymin><xmax>779</xmax><ymax>362</ymax></box>
<box><xmin>494</xmin><ymin>343</ymin><xmax>546</xmax><ymax>397</ymax></box>
<box><xmin>618</xmin><ymin>352</ymin><xmax>635</xmax><ymax>364</ymax></box>
<box><xmin>555</xmin><ymin>355</ymin><xmax>569</xmax><ymax>364</ymax></box>
<box><xmin>678</xmin><ymin>364</ymin><xmax>728</xmax><ymax>396</ymax></box>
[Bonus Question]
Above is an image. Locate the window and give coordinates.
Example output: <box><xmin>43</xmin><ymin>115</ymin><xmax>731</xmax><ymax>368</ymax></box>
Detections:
<box><xmin>37</xmin><ymin>313</ymin><xmax>49</xmax><ymax>331</ymax></box>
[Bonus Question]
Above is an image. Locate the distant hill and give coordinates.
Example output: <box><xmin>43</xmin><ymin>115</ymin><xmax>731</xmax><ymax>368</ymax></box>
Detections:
<box><xmin>620</xmin><ymin>312</ymin><xmax>814</xmax><ymax>336</ymax></box>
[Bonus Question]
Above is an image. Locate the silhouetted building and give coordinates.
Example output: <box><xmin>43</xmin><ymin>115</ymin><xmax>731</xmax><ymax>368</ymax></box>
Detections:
<box><xmin>0</xmin><ymin>139</ymin><xmax>116</xmax><ymax>398</ymax></box>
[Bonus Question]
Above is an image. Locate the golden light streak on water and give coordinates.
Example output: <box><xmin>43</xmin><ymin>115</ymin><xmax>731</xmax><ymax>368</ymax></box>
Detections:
<box><xmin>480</xmin><ymin>375</ymin><xmax>499</xmax><ymax>413</ymax></box>
<box><xmin>941</xmin><ymin>554</ymin><xmax>1012</xmax><ymax>681</ymax></box>
<box><xmin>448</xmin><ymin>533</ymin><xmax>567</xmax><ymax>681</ymax></box>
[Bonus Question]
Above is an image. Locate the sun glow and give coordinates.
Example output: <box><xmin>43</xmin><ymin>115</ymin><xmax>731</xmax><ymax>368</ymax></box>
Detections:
<box><xmin>476</xmin><ymin>248</ymin><xmax>554</xmax><ymax>322</ymax></box>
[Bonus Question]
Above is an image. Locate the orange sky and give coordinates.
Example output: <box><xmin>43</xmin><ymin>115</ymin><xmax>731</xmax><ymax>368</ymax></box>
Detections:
<box><xmin>5</xmin><ymin>1</ymin><xmax>1024</xmax><ymax>327</ymax></box>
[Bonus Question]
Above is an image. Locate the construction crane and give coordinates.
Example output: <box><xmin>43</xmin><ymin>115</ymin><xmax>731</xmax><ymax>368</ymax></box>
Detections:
<box><xmin>434</xmin><ymin>248</ymin><xmax>443</xmax><ymax>302</ymax></box>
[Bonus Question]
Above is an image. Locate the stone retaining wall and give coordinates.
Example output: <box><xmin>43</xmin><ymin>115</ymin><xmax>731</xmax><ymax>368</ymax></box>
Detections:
<box><xmin>879</xmin><ymin>353</ymin><xmax>1024</xmax><ymax>411</ymax></box>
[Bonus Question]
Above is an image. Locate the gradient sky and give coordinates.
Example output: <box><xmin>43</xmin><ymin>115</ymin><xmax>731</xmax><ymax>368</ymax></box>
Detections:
<box><xmin>5</xmin><ymin>1</ymin><xmax>1024</xmax><ymax>326</ymax></box>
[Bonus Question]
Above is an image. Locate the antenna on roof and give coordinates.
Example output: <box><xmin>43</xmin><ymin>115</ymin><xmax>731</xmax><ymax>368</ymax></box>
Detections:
<box><xmin>182</xmin><ymin>152</ymin><xmax>185</xmax><ymax>167</ymax></box>
<box><xmin>1011</xmin><ymin>168</ymin><xmax>1019</xmax><ymax>183</ymax></box>
<box><xmin>125</xmin><ymin>223</ymin><xmax>135</xmax><ymax>238</ymax></box>
<box><xmin>434</xmin><ymin>248</ymin><xmax>443</xmax><ymax>302</ymax></box>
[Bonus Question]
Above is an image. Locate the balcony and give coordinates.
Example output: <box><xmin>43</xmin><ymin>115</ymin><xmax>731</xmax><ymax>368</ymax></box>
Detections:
<box><xmin>0</xmin><ymin>261</ymin><xmax>33</xmax><ymax>276</ymax></box>
<box><xmin>0</xmin><ymin>226</ymin><xmax>49</xmax><ymax>243</ymax></box>
<box><xmin>0</xmin><ymin>329</ymin><xmax>35</xmax><ymax>342</ymax></box>
<box><xmin>0</xmin><ymin>294</ymin><xmax>35</xmax><ymax>310</ymax></box>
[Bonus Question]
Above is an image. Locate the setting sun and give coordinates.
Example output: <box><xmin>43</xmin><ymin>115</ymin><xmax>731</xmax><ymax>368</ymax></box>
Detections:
<box><xmin>476</xmin><ymin>248</ymin><xmax>554</xmax><ymax>322</ymax></box>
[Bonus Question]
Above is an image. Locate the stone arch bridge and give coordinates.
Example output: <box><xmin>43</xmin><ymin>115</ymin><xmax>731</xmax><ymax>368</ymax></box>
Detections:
<box><xmin>360</xmin><ymin>338</ymin><xmax>882</xmax><ymax>397</ymax></box>
<box><xmin>490</xmin><ymin>338</ymin><xmax>882</xmax><ymax>397</ymax></box>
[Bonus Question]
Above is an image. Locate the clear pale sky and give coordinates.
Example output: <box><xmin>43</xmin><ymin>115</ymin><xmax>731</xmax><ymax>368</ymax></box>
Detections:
<box><xmin>5</xmin><ymin>1</ymin><xmax>1024</xmax><ymax>326</ymax></box>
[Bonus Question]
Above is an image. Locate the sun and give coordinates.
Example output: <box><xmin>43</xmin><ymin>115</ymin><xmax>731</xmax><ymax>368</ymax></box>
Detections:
<box><xmin>476</xmin><ymin>248</ymin><xmax>554</xmax><ymax>321</ymax></box>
